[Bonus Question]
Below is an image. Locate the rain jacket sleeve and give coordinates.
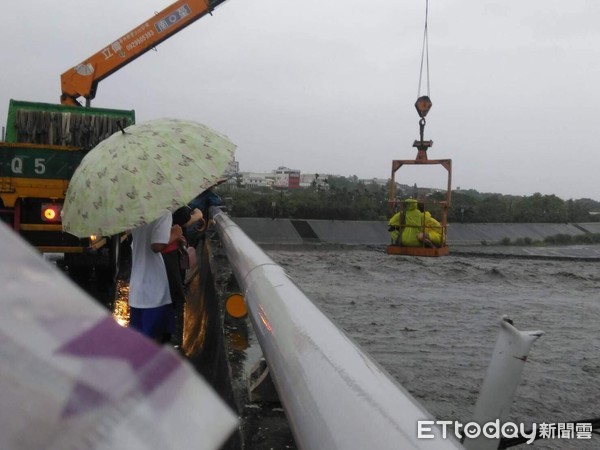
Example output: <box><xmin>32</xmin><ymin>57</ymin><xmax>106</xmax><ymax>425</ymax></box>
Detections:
<box><xmin>388</xmin><ymin>212</ymin><xmax>401</xmax><ymax>244</ymax></box>
<box><xmin>424</xmin><ymin>211</ymin><xmax>443</xmax><ymax>246</ymax></box>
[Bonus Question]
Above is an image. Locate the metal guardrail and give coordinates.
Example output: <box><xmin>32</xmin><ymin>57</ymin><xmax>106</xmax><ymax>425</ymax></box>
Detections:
<box><xmin>210</xmin><ymin>207</ymin><xmax>463</xmax><ymax>450</ymax></box>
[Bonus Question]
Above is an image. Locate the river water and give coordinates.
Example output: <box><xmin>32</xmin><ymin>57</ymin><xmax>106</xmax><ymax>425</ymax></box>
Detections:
<box><xmin>265</xmin><ymin>247</ymin><xmax>600</xmax><ymax>449</ymax></box>
<box><xmin>63</xmin><ymin>244</ymin><xmax>598</xmax><ymax>448</ymax></box>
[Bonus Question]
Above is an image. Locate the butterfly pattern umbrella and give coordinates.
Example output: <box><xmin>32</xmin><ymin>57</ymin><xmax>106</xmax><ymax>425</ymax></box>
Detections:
<box><xmin>62</xmin><ymin>118</ymin><xmax>236</xmax><ymax>237</ymax></box>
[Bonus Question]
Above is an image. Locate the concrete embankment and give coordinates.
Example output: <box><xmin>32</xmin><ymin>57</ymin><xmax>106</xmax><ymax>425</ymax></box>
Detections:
<box><xmin>230</xmin><ymin>218</ymin><xmax>600</xmax><ymax>260</ymax></box>
<box><xmin>232</xmin><ymin>218</ymin><xmax>599</xmax><ymax>246</ymax></box>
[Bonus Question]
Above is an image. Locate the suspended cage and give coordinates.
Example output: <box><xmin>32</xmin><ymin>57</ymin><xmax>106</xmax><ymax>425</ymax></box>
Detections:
<box><xmin>387</xmin><ymin>96</ymin><xmax>452</xmax><ymax>257</ymax></box>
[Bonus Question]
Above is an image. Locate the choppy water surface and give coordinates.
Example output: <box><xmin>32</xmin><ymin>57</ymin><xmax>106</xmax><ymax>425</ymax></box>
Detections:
<box><xmin>267</xmin><ymin>248</ymin><xmax>600</xmax><ymax>449</ymax></box>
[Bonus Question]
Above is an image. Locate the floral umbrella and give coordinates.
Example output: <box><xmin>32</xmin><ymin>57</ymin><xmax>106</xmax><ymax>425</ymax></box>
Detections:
<box><xmin>62</xmin><ymin>118</ymin><xmax>236</xmax><ymax>237</ymax></box>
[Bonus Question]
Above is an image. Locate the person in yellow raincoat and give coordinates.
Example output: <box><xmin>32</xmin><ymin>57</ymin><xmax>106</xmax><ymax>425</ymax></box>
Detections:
<box><xmin>387</xmin><ymin>198</ymin><xmax>423</xmax><ymax>246</ymax></box>
<box><xmin>388</xmin><ymin>211</ymin><xmax>401</xmax><ymax>244</ymax></box>
<box><xmin>419</xmin><ymin>210</ymin><xmax>443</xmax><ymax>247</ymax></box>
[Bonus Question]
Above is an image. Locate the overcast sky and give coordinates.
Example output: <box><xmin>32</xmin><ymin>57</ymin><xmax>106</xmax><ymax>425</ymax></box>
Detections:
<box><xmin>3</xmin><ymin>0</ymin><xmax>599</xmax><ymax>200</ymax></box>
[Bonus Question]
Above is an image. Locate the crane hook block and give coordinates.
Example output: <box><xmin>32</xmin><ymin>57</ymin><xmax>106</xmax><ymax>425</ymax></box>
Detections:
<box><xmin>415</xmin><ymin>96</ymin><xmax>432</xmax><ymax>118</ymax></box>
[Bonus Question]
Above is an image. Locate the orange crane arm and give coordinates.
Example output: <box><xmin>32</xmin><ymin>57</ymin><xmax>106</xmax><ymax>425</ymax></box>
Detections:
<box><xmin>60</xmin><ymin>0</ymin><xmax>228</xmax><ymax>106</ymax></box>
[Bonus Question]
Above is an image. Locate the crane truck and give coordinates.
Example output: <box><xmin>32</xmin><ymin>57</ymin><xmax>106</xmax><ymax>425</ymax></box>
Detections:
<box><xmin>1</xmin><ymin>0</ymin><xmax>229</xmax><ymax>279</ymax></box>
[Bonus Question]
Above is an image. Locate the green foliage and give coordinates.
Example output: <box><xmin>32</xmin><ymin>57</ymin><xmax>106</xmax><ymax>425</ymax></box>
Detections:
<box><xmin>451</xmin><ymin>192</ymin><xmax>600</xmax><ymax>224</ymax></box>
<box><xmin>544</xmin><ymin>233</ymin><xmax>600</xmax><ymax>245</ymax></box>
<box><xmin>514</xmin><ymin>237</ymin><xmax>534</xmax><ymax>246</ymax></box>
<box><xmin>575</xmin><ymin>233</ymin><xmax>600</xmax><ymax>244</ymax></box>
<box><xmin>216</xmin><ymin>179</ymin><xmax>600</xmax><ymax>223</ymax></box>
<box><xmin>218</xmin><ymin>181</ymin><xmax>388</xmax><ymax>220</ymax></box>
<box><xmin>544</xmin><ymin>234</ymin><xmax>573</xmax><ymax>245</ymax></box>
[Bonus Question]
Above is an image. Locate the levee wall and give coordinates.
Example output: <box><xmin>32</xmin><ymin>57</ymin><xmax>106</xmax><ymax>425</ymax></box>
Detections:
<box><xmin>447</xmin><ymin>223</ymin><xmax>584</xmax><ymax>245</ymax></box>
<box><xmin>231</xmin><ymin>218</ymin><xmax>594</xmax><ymax>246</ymax></box>
<box><xmin>578</xmin><ymin>222</ymin><xmax>600</xmax><ymax>234</ymax></box>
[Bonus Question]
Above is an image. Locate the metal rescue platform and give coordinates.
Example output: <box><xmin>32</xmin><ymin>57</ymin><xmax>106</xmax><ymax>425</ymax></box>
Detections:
<box><xmin>387</xmin><ymin>95</ymin><xmax>452</xmax><ymax>257</ymax></box>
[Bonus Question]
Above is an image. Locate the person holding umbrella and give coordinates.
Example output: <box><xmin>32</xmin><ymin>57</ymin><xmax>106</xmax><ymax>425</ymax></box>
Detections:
<box><xmin>61</xmin><ymin>118</ymin><xmax>237</xmax><ymax>341</ymax></box>
<box><xmin>128</xmin><ymin>212</ymin><xmax>183</xmax><ymax>342</ymax></box>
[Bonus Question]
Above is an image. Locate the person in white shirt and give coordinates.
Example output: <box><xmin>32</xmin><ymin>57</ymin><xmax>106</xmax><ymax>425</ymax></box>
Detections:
<box><xmin>128</xmin><ymin>212</ymin><xmax>183</xmax><ymax>341</ymax></box>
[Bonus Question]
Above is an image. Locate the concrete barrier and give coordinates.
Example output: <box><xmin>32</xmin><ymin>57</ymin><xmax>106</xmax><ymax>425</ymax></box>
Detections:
<box><xmin>447</xmin><ymin>222</ymin><xmax>584</xmax><ymax>245</ymax></box>
<box><xmin>231</xmin><ymin>218</ymin><xmax>592</xmax><ymax>246</ymax></box>
<box><xmin>306</xmin><ymin>220</ymin><xmax>390</xmax><ymax>245</ymax></box>
<box><xmin>578</xmin><ymin>222</ymin><xmax>600</xmax><ymax>234</ymax></box>
<box><xmin>232</xmin><ymin>218</ymin><xmax>303</xmax><ymax>244</ymax></box>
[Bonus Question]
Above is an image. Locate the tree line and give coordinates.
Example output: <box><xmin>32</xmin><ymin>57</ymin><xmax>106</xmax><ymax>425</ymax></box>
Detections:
<box><xmin>215</xmin><ymin>176</ymin><xmax>600</xmax><ymax>223</ymax></box>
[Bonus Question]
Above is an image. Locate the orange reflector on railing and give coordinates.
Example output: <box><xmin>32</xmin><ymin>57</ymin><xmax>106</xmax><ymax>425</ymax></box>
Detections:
<box><xmin>226</xmin><ymin>293</ymin><xmax>247</xmax><ymax>318</ymax></box>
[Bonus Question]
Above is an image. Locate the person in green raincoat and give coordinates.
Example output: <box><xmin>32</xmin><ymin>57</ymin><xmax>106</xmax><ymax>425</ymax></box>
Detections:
<box><xmin>387</xmin><ymin>198</ymin><xmax>423</xmax><ymax>246</ymax></box>
<box><xmin>401</xmin><ymin>198</ymin><xmax>423</xmax><ymax>246</ymax></box>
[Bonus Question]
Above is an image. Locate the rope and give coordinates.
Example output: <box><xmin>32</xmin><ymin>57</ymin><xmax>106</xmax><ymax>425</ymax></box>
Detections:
<box><xmin>417</xmin><ymin>0</ymin><xmax>430</xmax><ymax>98</ymax></box>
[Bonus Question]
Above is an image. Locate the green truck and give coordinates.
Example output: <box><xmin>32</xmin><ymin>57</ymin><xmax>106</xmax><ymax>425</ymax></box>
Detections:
<box><xmin>0</xmin><ymin>99</ymin><xmax>135</xmax><ymax>279</ymax></box>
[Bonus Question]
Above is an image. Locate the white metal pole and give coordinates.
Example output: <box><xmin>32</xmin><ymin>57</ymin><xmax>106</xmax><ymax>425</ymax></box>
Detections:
<box><xmin>464</xmin><ymin>316</ymin><xmax>543</xmax><ymax>450</ymax></box>
<box><xmin>211</xmin><ymin>208</ymin><xmax>463</xmax><ymax>450</ymax></box>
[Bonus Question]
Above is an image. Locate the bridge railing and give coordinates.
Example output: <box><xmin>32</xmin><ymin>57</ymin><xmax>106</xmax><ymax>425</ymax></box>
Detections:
<box><xmin>210</xmin><ymin>207</ymin><xmax>463</xmax><ymax>450</ymax></box>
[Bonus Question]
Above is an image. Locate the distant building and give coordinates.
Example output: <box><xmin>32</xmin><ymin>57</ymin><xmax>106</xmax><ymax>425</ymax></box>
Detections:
<box><xmin>359</xmin><ymin>177</ymin><xmax>388</xmax><ymax>187</ymax></box>
<box><xmin>241</xmin><ymin>172</ymin><xmax>275</xmax><ymax>189</ymax></box>
<box><xmin>299</xmin><ymin>173</ymin><xmax>314</xmax><ymax>188</ymax></box>
<box><xmin>224</xmin><ymin>157</ymin><xmax>239</xmax><ymax>177</ymax></box>
<box><xmin>273</xmin><ymin>166</ymin><xmax>300</xmax><ymax>189</ymax></box>
<box><xmin>238</xmin><ymin>166</ymin><xmax>399</xmax><ymax>191</ymax></box>
<box><xmin>300</xmin><ymin>173</ymin><xmax>329</xmax><ymax>190</ymax></box>
<box><xmin>237</xmin><ymin>167</ymin><xmax>301</xmax><ymax>190</ymax></box>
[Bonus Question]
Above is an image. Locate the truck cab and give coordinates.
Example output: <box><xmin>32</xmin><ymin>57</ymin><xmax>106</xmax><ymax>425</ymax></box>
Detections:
<box><xmin>0</xmin><ymin>99</ymin><xmax>135</xmax><ymax>279</ymax></box>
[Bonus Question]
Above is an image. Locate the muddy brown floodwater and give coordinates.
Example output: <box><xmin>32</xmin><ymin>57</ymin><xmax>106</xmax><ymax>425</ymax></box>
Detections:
<box><xmin>266</xmin><ymin>248</ymin><xmax>600</xmax><ymax>450</ymax></box>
